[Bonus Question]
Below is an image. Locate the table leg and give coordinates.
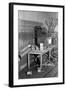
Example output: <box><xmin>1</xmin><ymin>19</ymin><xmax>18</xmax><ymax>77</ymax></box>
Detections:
<box><xmin>37</xmin><ymin>54</ymin><xmax>42</xmax><ymax>72</ymax></box>
<box><xmin>49</xmin><ymin>50</ymin><xmax>51</xmax><ymax>60</ymax></box>
<box><xmin>40</xmin><ymin>54</ymin><xmax>42</xmax><ymax>69</ymax></box>
<box><xmin>48</xmin><ymin>49</ymin><xmax>55</xmax><ymax>66</ymax></box>
<box><xmin>28</xmin><ymin>54</ymin><xmax>30</xmax><ymax>69</ymax></box>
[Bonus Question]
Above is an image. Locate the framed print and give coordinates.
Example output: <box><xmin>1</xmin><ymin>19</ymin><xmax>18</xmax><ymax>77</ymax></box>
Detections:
<box><xmin>9</xmin><ymin>2</ymin><xmax>65</xmax><ymax>87</ymax></box>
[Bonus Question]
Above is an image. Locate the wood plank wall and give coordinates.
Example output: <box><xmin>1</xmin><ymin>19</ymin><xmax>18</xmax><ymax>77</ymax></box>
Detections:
<box><xmin>18</xmin><ymin>19</ymin><xmax>43</xmax><ymax>71</ymax></box>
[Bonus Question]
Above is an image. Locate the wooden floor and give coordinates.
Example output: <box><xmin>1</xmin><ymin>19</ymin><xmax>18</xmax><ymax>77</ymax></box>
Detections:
<box><xmin>19</xmin><ymin>59</ymin><xmax>58</xmax><ymax>79</ymax></box>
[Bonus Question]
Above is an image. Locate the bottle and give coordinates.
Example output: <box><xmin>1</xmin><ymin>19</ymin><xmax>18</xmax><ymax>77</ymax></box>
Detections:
<box><xmin>40</xmin><ymin>43</ymin><xmax>44</xmax><ymax>51</ymax></box>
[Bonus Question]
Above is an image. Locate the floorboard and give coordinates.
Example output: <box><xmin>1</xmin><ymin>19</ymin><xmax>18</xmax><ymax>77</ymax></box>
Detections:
<box><xmin>19</xmin><ymin>59</ymin><xmax>58</xmax><ymax>79</ymax></box>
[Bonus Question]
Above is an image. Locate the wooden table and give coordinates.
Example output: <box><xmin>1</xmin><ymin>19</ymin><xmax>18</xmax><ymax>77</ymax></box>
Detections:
<box><xmin>28</xmin><ymin>45</ymin><xmax>56</xmax><ymax>71</ymax></box>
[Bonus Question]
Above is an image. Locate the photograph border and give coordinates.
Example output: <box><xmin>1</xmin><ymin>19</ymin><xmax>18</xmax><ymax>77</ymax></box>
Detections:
<box><xmin>9</xmin><ymin>2</ymin><xmax>65</xmax><ymax>87</ymax></box>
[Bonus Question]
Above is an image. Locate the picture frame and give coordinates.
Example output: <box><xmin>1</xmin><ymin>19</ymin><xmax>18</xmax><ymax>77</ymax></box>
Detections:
<box><xmin>9</xmin><ymin>2</ymin><xmax>65</xmax><ymax>87</ymax></box>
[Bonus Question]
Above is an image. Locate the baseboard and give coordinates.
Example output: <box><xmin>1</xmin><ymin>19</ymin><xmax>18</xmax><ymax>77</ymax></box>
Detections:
<box><xmin>20</xmin><ymin>63</ymin><xmax>27</xmax><ymax>71</ymax></box>
<box><xmin>19</xmin><ymin>59</ymin><xmax>34</xmax><ymax>72</ymax></box>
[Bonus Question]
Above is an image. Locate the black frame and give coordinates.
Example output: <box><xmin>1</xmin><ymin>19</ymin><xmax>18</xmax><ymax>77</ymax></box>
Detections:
<box><xmin>9</xmin><ymin>2</ymin><xmax>65</xmax><ymax>87</ymax></box>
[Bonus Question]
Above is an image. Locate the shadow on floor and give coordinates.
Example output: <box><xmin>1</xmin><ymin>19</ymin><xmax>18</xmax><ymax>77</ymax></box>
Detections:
<box><xmin>19</xmin><ymin>59</ymin><xmax>58</xmax><ymax>79</ymax></box>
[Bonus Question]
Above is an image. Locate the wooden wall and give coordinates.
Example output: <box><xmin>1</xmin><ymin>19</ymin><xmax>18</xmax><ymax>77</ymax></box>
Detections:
<box><xmin>18</xmin><ymin>19</ymin><xmax>43</xmax><ymax>51</ymax></box>
<box><xmin>18</xmin><ymin>19</ymin><xmax>43</xmax><ymax>71</ymax></box>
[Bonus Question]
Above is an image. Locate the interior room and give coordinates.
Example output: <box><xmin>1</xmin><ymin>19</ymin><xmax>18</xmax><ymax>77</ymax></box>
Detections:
<box><xmin>18</xmin><ymin>10</ymin><xmax>58</xmax><ymax>79</ymax></box>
